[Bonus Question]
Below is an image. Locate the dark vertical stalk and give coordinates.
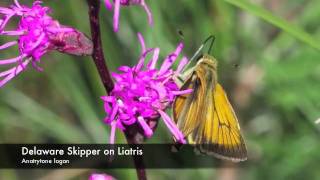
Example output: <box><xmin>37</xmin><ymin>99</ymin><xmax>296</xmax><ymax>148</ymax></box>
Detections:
<box><xmin>124</xmin><ymin>131</ymin><xmax>147</xmax><ymax>180</ymax></box>
<box><xmin>87</xmin><ymin>0</ymin><xmax>114</xmax><ymax>93</ymax></box>
<box><xmin>86</xmin><ymin>1</ymin><xmax>147</xmax><ymax>180</ymax></box>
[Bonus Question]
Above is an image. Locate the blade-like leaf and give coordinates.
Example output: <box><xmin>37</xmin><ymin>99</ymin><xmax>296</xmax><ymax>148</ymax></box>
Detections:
<box><xmin>224</xmin><ymin>0</ymin><xmax>320</xmax><ymax>51</ymax></box>
<box><xmin>1</xmin><ymin>89</ymin><xmax>89</xmax><ymax>142</ymax></box>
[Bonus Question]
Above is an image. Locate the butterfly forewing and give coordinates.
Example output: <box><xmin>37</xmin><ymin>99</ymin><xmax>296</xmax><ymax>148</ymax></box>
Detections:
<box><xmin>173</xmin><ymin>72</ymin><xmax>206</xmax><ymax>136</ymax></box>
<box><xmin>195</xmin><ymin>83</ymin><xmax>247</xmax><ymax>162</ymax></box>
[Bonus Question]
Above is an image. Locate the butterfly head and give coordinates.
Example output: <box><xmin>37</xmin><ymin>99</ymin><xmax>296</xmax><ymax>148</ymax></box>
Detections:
<box><xmin>196</xmin><ymin>54</ymin><xmax>217</xmax><ymax>71</ymax></box>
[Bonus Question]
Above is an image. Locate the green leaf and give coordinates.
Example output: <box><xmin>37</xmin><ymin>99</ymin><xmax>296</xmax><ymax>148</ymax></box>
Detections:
<box><xmin>1</xmin><ymin>89</ymin><xmax>89</xmax><ymax>142</ymax></box>
<box><xmin>49</xmin><ymin>56</ymin><xmax>107</xmax><ymax>143</ymax></box>
<box><xmin>224</xmin><ymin>0</ymin><xmax>320</xmax><ymax>50</ymax></box>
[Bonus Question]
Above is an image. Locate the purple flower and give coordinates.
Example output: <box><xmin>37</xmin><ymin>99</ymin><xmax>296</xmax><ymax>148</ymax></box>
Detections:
<box><xmin>89</xmin><ymin>173</ymin><xmax>116</xmax><ymax>180</ymax></box>
<box><xmin>101</xmin><ymin>33</ymin><xmax>192</xmax><ymax>144</ymax></box>
<box><xmin>0</xmin><ymin>0</ymin><xmax>92</xmax><ymax>88</ymax></box>
<box><xmin>104</xmin><ymin>0</ymin><xmax>153</xmax><ymax>32</ymax></box>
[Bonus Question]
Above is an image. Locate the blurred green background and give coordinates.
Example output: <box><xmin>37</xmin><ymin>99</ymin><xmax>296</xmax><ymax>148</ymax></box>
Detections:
<box><xmin>0</xmin><ymin>0</ymin><xmax>320</xmax><ymax>179</ymax></box>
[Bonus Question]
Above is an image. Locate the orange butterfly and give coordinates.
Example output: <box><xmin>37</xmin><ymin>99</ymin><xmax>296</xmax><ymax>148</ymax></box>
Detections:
<box><xmin>173</xmin><ymin>37</ymin><xmax>247</xmax><ymax>162</ymax></box>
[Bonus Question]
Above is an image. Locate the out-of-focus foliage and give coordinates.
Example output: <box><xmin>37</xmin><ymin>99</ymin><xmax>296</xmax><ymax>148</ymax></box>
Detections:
<box><xmin>0</xmin><ymin>0</ymin><xmax>319</xmax><ymax>180</ymax></box>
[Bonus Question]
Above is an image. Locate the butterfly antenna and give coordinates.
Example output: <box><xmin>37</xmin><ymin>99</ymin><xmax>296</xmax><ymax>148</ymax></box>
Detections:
<box><xmin>204</xmin><ymin>35</ymin><xmax>216</xmax><ymax>54</ymax></box>
<box><xmin>189</xmin><ymin>35</ymin><xmax>216</xmax><ymax>63</ymax></box>
<box><xmin>179</xmin><ymin>35</ymin><xmax>216</xmax><ymax>75</ymax></box>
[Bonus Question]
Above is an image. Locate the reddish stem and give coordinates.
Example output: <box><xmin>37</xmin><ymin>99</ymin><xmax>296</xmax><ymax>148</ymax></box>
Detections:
<box><xmin>87</xmin><ymin>0</ymin><xmax>114</xmax><ymax>92</ymax></box>
<box><xmin>86</xmin><ymin>1</ymin><xmax>147</xmax><ymax>180</ymax></box>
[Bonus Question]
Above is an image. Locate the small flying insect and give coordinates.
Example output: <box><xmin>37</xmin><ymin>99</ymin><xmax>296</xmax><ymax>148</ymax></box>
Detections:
<box><xmin>178</xmin><ymin>29</ymin><xmax>184</xmax><ymax>39</ymax></box>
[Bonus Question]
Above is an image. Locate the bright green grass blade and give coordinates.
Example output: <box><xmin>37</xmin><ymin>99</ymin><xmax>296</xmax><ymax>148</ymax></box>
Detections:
<box><xmin>49</xmin><ymin>56</ymin><xmax>107</xmax><ymax>143</ymax></box>
<box><xmin>1</xmin><ymin>89</ymin><xmax>89</xmax><ymax>142</ymax></box>
<box><xmin>224</xmin><ymin>0</ymin><xmax>320</xmax><ymax>50</ymax></box>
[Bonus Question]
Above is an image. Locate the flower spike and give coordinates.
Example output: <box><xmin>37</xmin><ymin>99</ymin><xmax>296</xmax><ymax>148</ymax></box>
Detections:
<box><xmin>0</xmin><ymin>0</ymin><xmax>93</xmax><ymax>88</ymax></box>
<box><xmin>89</xmin><ymin>173</ymin><xmax>116</xmax><ymax>180</ymax></box>
<box><xmin>104</xmin><ymin>0</ymin><xmax>153</xmax><ymax>32</ymax></box>
<box><xmin>101</xmin><ymin>33</ymin><xmax>192</xmax><ymax>144</ymax></box>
